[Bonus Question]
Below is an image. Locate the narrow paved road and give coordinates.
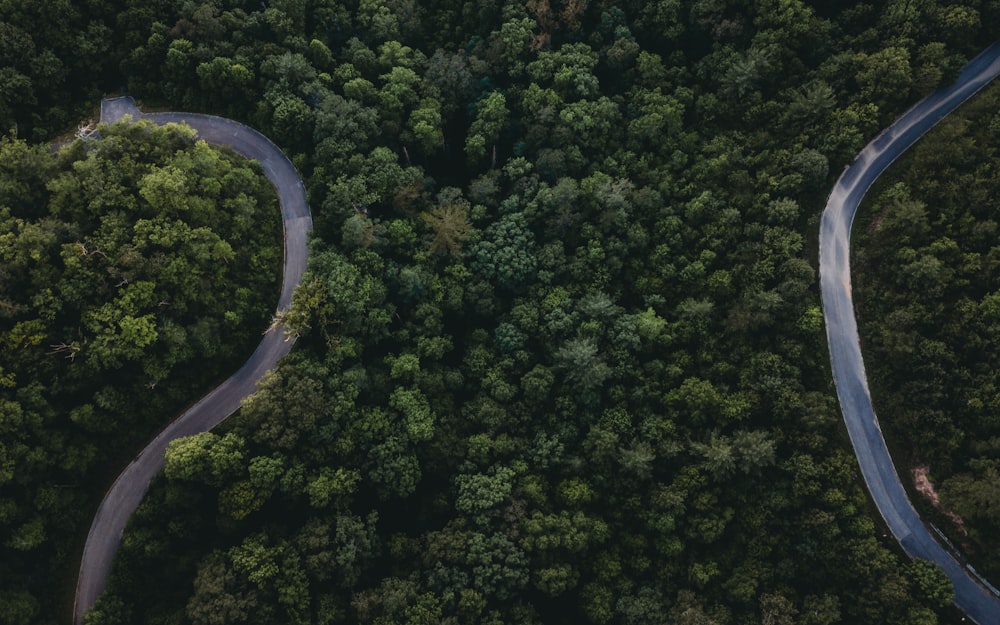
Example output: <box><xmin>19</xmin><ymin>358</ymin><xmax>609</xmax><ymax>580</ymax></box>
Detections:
<box><xmin>821</xmin><ymin>44</ymin><xmax>1000</xmax><ymax>624</ymax></box>
<box><xmin>72</xmin><ymin>97</ymin><xmax>312</xmax><ymax>625</ymax></box>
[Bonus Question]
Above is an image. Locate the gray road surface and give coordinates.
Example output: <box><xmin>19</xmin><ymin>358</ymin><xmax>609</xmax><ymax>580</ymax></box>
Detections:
<box><xmin>820</xmin><ymin>43</ymin><xmax>1000</xmax><ymax>624</ymax></box>
<box><xmin>72</xmin><ymin>97</ymin><xmax>312</xmax><ymax>624</ymax></box>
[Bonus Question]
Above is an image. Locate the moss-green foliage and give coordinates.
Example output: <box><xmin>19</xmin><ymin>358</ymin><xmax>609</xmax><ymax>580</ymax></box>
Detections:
<box><xmin>0</xmin><ymin>121</ymin><xmax>280</xmax><ymax>623</ymax></box>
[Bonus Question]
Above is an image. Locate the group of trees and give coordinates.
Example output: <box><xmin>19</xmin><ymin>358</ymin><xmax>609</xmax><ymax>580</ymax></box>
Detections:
<box><xmin>0</xmin><ymin>120</ymin><xmax>280</xmax><ymax>623</ymax></box>
<box><xmin>3</xmin><ymin>0</ymin><xmax>1000</xmax><ymax>624</ymax></box>
<box><xmin>853</xmin><ymin>79</ymin><xmax>1000</xmax><ymax>581</ymax></box>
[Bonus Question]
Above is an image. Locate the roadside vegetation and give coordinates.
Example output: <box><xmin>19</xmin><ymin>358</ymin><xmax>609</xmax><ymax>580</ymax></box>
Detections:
<box><xmin>1</xmin><ymin>1</ymin><xmax>997</xmax><ymax>625</ymax></box>
<box><xmin>854</xmin><ymin>79</ymin><xmax>1000</xmax><ymax>583</ymax></box>
<box><xmin>0</xmin><ymin>121</ymin><xmax>280</xmax><ymax>623</ymax></box>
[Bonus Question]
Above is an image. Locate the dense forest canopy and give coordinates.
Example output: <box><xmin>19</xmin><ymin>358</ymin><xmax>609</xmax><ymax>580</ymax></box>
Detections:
<box><xmin>1</xmin><ymin>0</ymin><xmax>999</xmax><ymax>624</ymax></box>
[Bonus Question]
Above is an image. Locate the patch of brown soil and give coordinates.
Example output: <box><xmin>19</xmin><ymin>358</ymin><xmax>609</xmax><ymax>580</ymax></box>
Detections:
<box><xmin>913</xmin><ymin>465</ymin><xmax>968</xmax><ymax>536</ymax></box>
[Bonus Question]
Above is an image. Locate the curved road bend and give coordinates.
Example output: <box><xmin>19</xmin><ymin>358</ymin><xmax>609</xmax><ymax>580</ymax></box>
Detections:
<box><xmin>821</xmin><ymin>43</ymin><xmax>1000</xmax><ymax>624</ymax></box>
<box><xmin>73</xmin><ymin>97</ymin><xmax>312</xmax><ymax>625</ymax></box>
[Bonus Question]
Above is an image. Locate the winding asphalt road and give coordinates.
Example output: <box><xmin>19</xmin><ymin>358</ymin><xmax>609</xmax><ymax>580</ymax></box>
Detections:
<box><xmin>72</xmin><ymin>97</ymin><xmax>311</xmax><ymax>625</ymax></box>
<box><xmin>71</xmin><ymin>41</ymin><xmax>1000</xmax><ymax>625</ymax></box>
<box><xmin>821</xmin><ymin>44</ymin><xmax>1000</xmax><ymax>624</ymax></box>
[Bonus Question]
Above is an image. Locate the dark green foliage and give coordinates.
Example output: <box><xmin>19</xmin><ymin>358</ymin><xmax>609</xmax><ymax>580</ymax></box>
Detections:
<box><xmin>472</xmin><ymin>211</ymin><xmax>538</xmax><ymax>290</ymax></box>
<box><xmin>6</xmin><ymin>0</ymin><xmax>1000</xmax><ymax>624</ymax></box>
